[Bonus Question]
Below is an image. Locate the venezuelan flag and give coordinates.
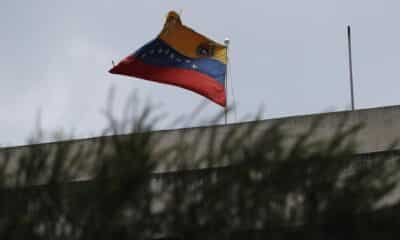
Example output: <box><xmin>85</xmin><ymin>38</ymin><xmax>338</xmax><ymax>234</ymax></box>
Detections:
<box><xmin>109</xmin><ymin>11</ymin><xmax>227</xmax><ymax>106</ymax></box>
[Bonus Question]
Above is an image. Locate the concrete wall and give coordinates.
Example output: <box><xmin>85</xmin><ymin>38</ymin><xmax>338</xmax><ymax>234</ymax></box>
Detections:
<box><xmin>1</xmin><ymin>105</ymin><xmax>400</xmax><ymax>182</ymax></box>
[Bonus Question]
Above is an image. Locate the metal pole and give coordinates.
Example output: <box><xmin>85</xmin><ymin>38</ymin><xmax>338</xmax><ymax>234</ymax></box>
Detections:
<box><xmin>347</xmin><ymin>25</ymin><xmax>355</xmax><ymax>111</ymax></box>
<box><xmin>224</xmin><ymin>38</ymin><xmax>230</xmax><ymax>124</ymax></box>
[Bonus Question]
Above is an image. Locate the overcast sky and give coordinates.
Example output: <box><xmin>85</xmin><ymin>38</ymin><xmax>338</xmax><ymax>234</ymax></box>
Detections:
<box><xmin>1</xmin><ymin>0</ymin><xmax>400</xmax><ymax>146</ymax></box>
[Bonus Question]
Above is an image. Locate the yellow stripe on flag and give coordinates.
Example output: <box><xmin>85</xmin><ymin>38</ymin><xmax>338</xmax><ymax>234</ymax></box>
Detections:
<box><xmin>158</xmin><ymin>11</ymin><xmax>227</xmax><ymax>64</ymax></box>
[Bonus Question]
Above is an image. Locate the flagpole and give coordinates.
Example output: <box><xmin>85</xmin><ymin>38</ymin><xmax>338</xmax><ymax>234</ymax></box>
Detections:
<box><xmin>224</xmin><ymin>38</ymin><xmax>230</xmax><ymax>125</ymax></box>
<box><xmin>347</xmin><ymin>25</ymin><xmax>355</xmax><ymax>111</ymax></box>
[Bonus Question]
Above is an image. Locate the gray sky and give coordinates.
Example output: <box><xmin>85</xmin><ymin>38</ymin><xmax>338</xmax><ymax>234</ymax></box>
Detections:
<box><xmin>1</xmin><ymin>0</ymin><xmax>400</xmax><ymax>146</ymax></box>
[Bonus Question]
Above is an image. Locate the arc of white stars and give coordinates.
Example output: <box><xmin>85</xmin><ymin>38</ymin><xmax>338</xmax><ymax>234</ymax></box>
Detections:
<box><xmin>141</xmin><ymin>46</ymin><xmax>199</xmax><ymax>69</ymax></box>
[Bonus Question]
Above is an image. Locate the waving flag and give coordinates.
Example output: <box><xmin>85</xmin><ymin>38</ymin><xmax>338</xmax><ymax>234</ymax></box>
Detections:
<box><xmin>109</xmin><ymin>11</ymin><xmax>227</xmax><ymax>106</ymax></box>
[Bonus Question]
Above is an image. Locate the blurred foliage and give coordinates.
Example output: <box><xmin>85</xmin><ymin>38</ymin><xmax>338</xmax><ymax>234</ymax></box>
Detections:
<box><xmin>0</xmin><ymin>99</ymin><xmax>400</xmax><ymax>239</ymax></box>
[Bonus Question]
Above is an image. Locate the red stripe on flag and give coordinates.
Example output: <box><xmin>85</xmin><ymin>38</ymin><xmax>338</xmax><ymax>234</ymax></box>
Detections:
<box><xmin>109</xmin><ymin>56</ymin><xmax>226</xmax><ymax>106</ymax></box>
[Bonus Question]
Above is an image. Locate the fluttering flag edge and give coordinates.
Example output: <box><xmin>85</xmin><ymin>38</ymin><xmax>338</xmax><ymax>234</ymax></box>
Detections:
<box><xmin>109</xmin><ymin>56</ymin><xmax>226</xmax><ymax>106</ymax></box>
